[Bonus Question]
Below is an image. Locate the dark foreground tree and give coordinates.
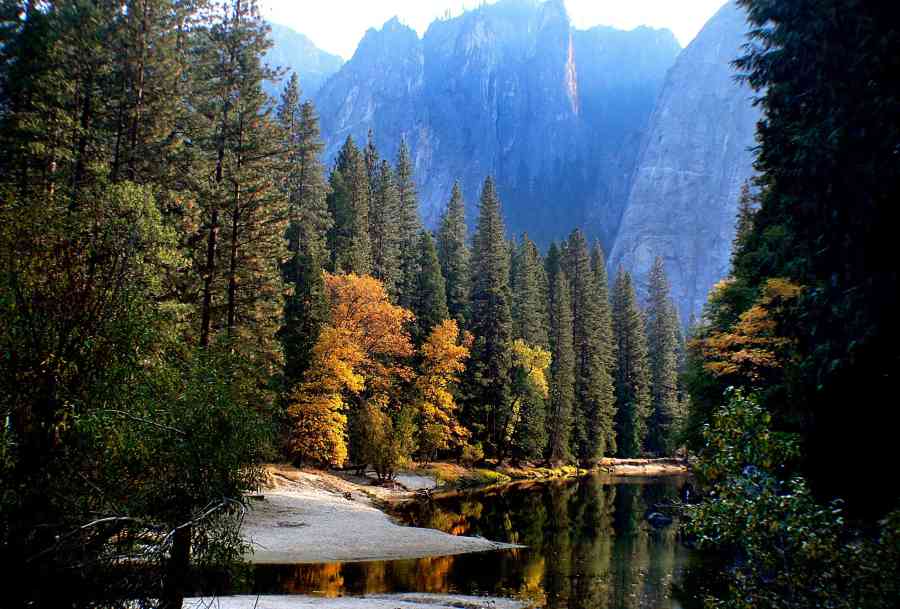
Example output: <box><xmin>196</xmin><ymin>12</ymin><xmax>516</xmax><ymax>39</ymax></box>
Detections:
<box><xmin>728</xmin><ymin>0</ymin><xmax>900</xmax><ymax>515</ymax></box>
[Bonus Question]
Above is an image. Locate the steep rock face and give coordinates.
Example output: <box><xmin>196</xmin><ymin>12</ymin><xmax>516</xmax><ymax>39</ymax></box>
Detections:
<box><xmin>311</xmin><ymin>0</ymin><xmax>679</xmax><ymax>244</ymax></box>
<box><xmin>265</xmin><ymin>22</ymin><xmax>343</xmax><ymax>99</ymax></box>
<box><xmin>609</xmin><ymin>1</ymin><xmax>759</xmax><ymax>324</ymax></box>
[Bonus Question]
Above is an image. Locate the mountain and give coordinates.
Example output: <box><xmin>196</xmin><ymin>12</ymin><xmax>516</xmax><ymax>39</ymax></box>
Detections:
<box><xmin>265</xmin><ymin>22</ymin><xmax>344</xmax><ymax>99</ymax></box>
<box><xmin>311</xmin><ymin>0</ymin><xmax>680</xmax><ymax>246</ymax></box>
<box><xmin>609</xmin><ymin>1</ymin><xmax>758</xmax><ymax>325</ymax></box>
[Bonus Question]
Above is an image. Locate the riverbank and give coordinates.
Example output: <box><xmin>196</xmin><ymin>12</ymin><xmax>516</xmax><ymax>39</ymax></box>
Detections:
<box><xmin>243</xmin><ymin>465</ymin><xmax>518</xmax><ymax>564</ymax></box>
<box><xmin>243</xmin><ymin>459</ymin><xmax>688</xmax><ymax>563</ymax></box>
<box><xmin>185</xmin><ymin>593</ymin><xmax>525</xmax><ymax>609</ymax></box>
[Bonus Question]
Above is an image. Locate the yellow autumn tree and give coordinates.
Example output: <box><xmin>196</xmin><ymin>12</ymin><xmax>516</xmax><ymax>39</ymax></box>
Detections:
<box><xmin>287</xmin><ymin>274</ymin><xmax>414</xmax><ymax>467</ymax></box>
<box><xmin>415</xmin><ymin>319</ymin><xmax>472</xmax><ymax>460</ymax></box>
<box><xmin>506</xmin><ymin>339</ymin><xmax>552</xmax><ymax>458</ymax></box>
<box><xmin>697</xmin><ymin>278</ymin><xmax>803</xmax><ymax>382</ymax></box>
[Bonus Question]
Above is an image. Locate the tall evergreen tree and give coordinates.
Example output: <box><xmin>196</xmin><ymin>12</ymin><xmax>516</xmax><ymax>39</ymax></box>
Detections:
<box><xmin>202</xmin><ymin>0</ymin><xmax>288</xmax><ymax>371</ymax></box>
<box><xmin>730</xmin><ymin>0</ymin><xmax>900</xmax><ymax>511</ymax></box>
<box><xmin>327</xmin><ymin>135</ymin><xmax>371</xmax><ymax>274</ymax></box>
<box><xmin>436</xmin><ymin>182</ymin><xmax>470</xmax><ymax>326</ymax></box>
<box><xmin>364</xmin><ymin>127</ymin><xmax>380</xmax><ymax>195</ymax></box>
<box><xmin>511</xmin><ymin>234</ymin><xmax>550</xmax><ymax>348</ymax></box>
<box><xmin>591</xmin><ymin>244</ymin><xmax>618</xmax><ymax>459</ymax></box>
<box><xmin>413</xmin><ymin>231</ymin><xmax>449</xmax><ymax>341</ymax></box>
<box><xmin>277</xmin><ymin>74</ymin><xmax>332</xmax><ymax>387</ymax></box>
<box><xmin>394</xmin><ymin>137</ymin><xmax>422</xmax><ymax>309</ymax></box>
<box><xmin>545</xmin><ymin>242</ymin><xmax>562</xmax><ymax>296</ymax></box>
<box><xmin>645</xmin><ymin>257</ymin><xmax>681</xmax><ymax>456</ymax></box>
<box><xmin>562</xmin><ymin>230</ymin><xmax>616</xmax><ymax>464</ymax></box>
<box><xmin>468</xmin><ymin>176</ymin><xmax>514</xmax><ymax>456</ymax></box>
<box><xmin>547</xmin><ymin>263</ymin><xmax>575</xmax><ymax>465</ymax></box>
<box><xmin>612</xmin><ymin>268</ymin><xmax>651</xmax><ymax>457</ymax></box>
<box><xmin>369</xmin><ymin>159</ymin><xmax>401</xmax><ymax>296</ymax></box>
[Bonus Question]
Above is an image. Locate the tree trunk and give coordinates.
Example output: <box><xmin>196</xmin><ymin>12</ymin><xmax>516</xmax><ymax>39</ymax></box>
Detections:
<box><xmin>200</xmin><ymin>207</ymin><xmax>218</xmax><ymax>348</ymax></box>
<box><xmin>160</xmin><ymin>524</ymin><xmax>191</xmax><ymax>609</ymax></box>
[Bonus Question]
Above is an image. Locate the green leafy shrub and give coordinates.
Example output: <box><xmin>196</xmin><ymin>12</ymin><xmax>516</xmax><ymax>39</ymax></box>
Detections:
<box><xmin>685</xmin><ymin>390</ymin><xmax>900</xmax><ymax>609</ymax></box>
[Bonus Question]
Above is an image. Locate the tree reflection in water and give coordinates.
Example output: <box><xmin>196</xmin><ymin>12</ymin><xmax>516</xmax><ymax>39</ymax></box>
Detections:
<box><xmin>242</xmin><ymin>475</ymin><xmax>691</xmax><ymax>608</ymax></box>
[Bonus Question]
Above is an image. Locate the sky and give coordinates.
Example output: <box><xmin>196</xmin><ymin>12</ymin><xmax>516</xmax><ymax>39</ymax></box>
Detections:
<box><xmin>259</xmin><ymin>0</ymin><xmax>729</xmax><ymax>60</ymax></box>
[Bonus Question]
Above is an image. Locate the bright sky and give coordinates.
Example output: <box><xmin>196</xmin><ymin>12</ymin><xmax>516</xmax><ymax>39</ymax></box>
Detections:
<box><xmin>259</xmin><ymin>0</ymin><xmax>728</xmax><ymax>60</ymax></box>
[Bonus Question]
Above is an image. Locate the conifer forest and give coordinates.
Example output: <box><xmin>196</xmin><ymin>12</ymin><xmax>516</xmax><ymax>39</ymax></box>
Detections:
<box><xmin>1</xmin><ymin>1</ymin><xmax>898</xmax><ymax>608</ymax></box>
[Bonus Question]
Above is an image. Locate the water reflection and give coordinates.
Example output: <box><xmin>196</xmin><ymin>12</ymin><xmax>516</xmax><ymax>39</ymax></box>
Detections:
<box><xmin>245</xmin><ymin>474</ymin><xmax>690</xmax><ymax>609</ymax></box>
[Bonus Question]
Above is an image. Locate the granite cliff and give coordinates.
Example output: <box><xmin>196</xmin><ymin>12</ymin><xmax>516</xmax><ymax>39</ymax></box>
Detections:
<box><xmin>312</xmin><ymin>0</ymin><xmax>680</xmax><ymax>246</ymax></box>
<box><xmin>609</xmin><ymin>1</ymin><xmax>758</xmax><ymax>323</ymax></box>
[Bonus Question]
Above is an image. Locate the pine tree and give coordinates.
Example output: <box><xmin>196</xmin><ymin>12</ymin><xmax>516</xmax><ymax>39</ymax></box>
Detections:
<box><xmin>731</xmin><ymin>180</ymin><xmax>757</xmax><ymax>266</ymax></box>
<box><xmin>413</xmin><ymin>231</ymin><xmax>449</xmax><ymax>341</ymax></box>
<box><xmin>591</xmin><ymin>244</ymin><xmax>618</xmax><ymax>459</ymax></box>
<box><xmin>612</xmin><ymin>268</ymin><xmax>651</xmax><ymax>457</ymax></box>
<box><xmin>645</xmin><ymin>257</ymin><xmax>681</xmax><ymax>456</ymax></box>
<box><xmin>278</xmin><ymin>74</ymin><xmax>332</xmax><ymax>386</ymax></box>
<box><xmin>563</xmin><ymin>230</ymin><xmax>614</xmax><ymax>464</ymax></box>
<box><xmin>327</xmin><ymin>136</ymin><xmax>371</xmax><ymax>274</ymax></box>
<box><xmin>468</xmin><ymin>176</ymin><xmax>514</xmax><ymax>456</ymax></box>
<box><xmin>437</xmin><ymin>182</ymin><xmax>471</xmax><ymax>326</ymax></box>
<box><xmin>369</xmin><ymin>159</ymin><xmax>401</xmax><ymax>296</ymax></box>
<box><xmin>511</xmin><ymin>234</ymin><xmax>550</xmax><ymax>349</ymax></box>
<box><xmin>547</xmin><ymin>265</ymin><xmax>575</xmax><ymax>465</ymax></box>
<box><xmin>210</xmin><ymin>1</ymin><xmax>287</xmax><ymax>367</ymax></box>
<box><xmin>394</xmin><ymin>137</ymin><xmax>423</xmax><ymax>309</ymax></box>
<box><xmin>364</xmin><ymin>128</ymin><xmax>380</xmax><ymax>195</ymax></box>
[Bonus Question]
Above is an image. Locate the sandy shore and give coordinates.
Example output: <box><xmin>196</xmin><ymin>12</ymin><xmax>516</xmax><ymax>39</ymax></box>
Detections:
<box><xmin>243</xmin><ymin>467</ymin><xmax>517</xmax><ymax>564</ymax></box>
<box><xmin>185</xmin><ymin>593</ymin><xmax>525</xmax><ymax>609</ymax></box>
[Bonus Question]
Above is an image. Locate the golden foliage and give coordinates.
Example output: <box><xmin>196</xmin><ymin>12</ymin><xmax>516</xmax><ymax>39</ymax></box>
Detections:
<box><xmin>286</xmin><ymin>389</ymin><xmax>348</xmax><ymax>467</ymax></box>
<box><xmin>287</xmin><ymin>273</ymin><xmax>416</xmax><ymax>466</ymax></box>
<box><xmin>503</xmin><ymin>339</ymin><xmax>552</xmax><ymax>448</ymax></box>
<box><xmin>416</xmin><ymin>320</ymin><xmax>473</xmax><ymax>453</ymax></box>
<box><xmin>697</xmin><ymin>278</ymin><xmax>802</xmax><ymax>381</ymax></box>
<box><xmin>511</xmin><ymin>339</ymin><xmax>551</xmax><ymax>399</ymax></box>
<box><xmin>324</xmin><ymin>273</ymin><xmax>415</xmax><ymax>394</ymax></box>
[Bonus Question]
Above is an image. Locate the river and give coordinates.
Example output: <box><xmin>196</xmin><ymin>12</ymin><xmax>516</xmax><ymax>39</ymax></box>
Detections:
<box><xmin>219</xmin><ymin>474</ymin><xmax>693</xmax><ymax>608</ymax></box>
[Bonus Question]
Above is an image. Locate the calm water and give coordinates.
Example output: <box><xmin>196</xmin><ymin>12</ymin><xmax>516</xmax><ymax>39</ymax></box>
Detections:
<box><xmin>227</xmin><ymin>474</ymin><xmax>693</xmax><ymax>608</ymax></box>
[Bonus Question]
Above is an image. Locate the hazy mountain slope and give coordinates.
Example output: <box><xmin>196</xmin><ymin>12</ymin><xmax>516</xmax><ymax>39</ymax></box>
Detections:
<box><xmin>609</xmin><ymin>1</ymin><xmax>759</xmax><ymax>324</ymax></box>
<box><xmin>265</xmin><ymin>22</ymin><xmax>344</xmax><ymax>99</ymax></box>
<box><xmin>310</xmin><ymin>0</ymin><xmax>679</xmax><ymax>245</ymax></box>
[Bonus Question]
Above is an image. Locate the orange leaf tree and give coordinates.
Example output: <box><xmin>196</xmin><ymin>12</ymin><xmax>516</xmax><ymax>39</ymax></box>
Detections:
<box><xmin>695</xmin><ymin>278</ymin><xmax>803</xmax><ymax>384</ymax></box>
<box><xmin>415</xmin><ymin>319</ymin><xmax>472</xmax><ymax>460</ymax></box>
<box><xmin>287</xmin><ymin>274</ymin><xmax>414</xmax><ymax>467</ymax></box>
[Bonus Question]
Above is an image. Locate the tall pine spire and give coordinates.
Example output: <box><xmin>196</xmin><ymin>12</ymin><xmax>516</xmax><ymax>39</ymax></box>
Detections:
<box><xmin>612</xmin><ymin>268</ymin><xmax>651</xmax><ymax>457</ymax></box>
<box><xmin>590</xmin><ymin>244</ymin><xmax>617</xmax><ymax>459</ymax></box>
<box><xmin>468</xmin><ymin>176</ymin><xmax>514</xmax><ymax>456</ymax></box>
<box><xmin>547</xmin><ymin>255</ymin><xmax>575</xmax><ymax>465</ymax></box>
<box><xmin>511</xmin><ymin>234</ymin><xmax>550</xmax><ymax>349</ymax></box>
<box><xmin>278</xmin><ymin>74</ymin><xmax>332</xmax><ymax>386</ymax></box>
<box><xmin>327</xmin><ymin>136</ymin><xmax>371</xmax><ymax>274</ymax></box>
<box><xmin>413</xmin><ymin>231</ymin><xmax>449</xmax><ymax>341</ymax></box>
<box><xmin>437</xmin><ymin>182</ymin><xmax>470</xmax><ymax>327</ymax></box>
<box><xmin>564</xmin><ymin>230</ymin><xmax>613</xmax><ymax>464</ymax></box>
<box><xmin>645</xmin><ymin>256</ymin><xmax>681</xmax><ymax>456</ymax></box>
<box><xmin>395</xmin><ymin>137</ymin><xmax>423</xmax><ymax>309</ymax></box>
<box><xmin>369</xmin><ymin>159</ymin><xmax>401</xmax><ymax>296</ymax></box>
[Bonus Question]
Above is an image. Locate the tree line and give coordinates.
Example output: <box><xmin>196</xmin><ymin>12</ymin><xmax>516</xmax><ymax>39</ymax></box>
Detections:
<box><xmin>281</xmin><ymin>124</ymin><xmax>688</xmax><ymax>473</ymax></box>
